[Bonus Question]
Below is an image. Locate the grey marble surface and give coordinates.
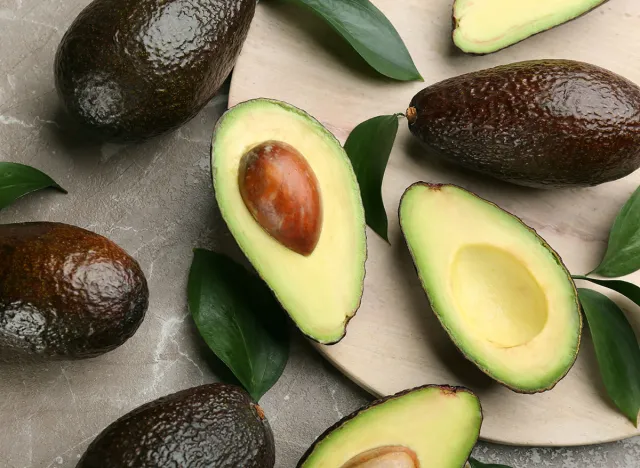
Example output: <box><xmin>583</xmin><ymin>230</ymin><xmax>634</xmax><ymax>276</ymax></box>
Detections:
<box><xmin>0</xmin><ymin>0</ymin><xmax>639</xmax><ymax>467</ymax></box>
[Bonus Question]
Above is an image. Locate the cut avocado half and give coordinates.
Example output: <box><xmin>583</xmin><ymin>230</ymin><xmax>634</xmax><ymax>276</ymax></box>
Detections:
<box><xmin>399</xmin><ymin>184</ymin><xmax>582</xmax><ymax>393</ymax></box>
<box><xmin>211</xmin><ymin>98</ymin><xmax>367</xmax><ymax>344</ymax></box>
<box><xmin>298</xmin><ymin>385</ymin><xmax>482</xmax><ymax>468</ymax></box>
<box><xmin>452</xmin><ymin>0</ymin><xmax>607</xmax><ymax>55</ymax></box>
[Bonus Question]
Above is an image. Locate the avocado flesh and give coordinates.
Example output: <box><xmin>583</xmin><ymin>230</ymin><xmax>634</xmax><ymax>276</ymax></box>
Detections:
<box><xmin>400</xmin><ymin>184</ymin><xmax>582</xmax><ymax>393</ymax></box>
<box><xmin>0</xmin><ymin>222</ymin><xmax>148</xmax><ymax>360</ymax></box>
<box><xmin>408</xmin><ymin>59</ymin><xmax>640</xmax><ymax>188</ymax></box>
<box><xmin>78</xmin><ymin>383</ymin><xmax>275</xmax><ymax>467</ymax></box>
<box><xmin>54</xmin><ymin>0</ymin><xmax>255</xmax><ymax>142</ymax></box>
<box><xmin>453</xmin><ymin>0</ymin><xmax>606</xmax><ymax>54</ymax></box>
<box><xmin>298</xmin><ymin>385</ymin><xmax>482</xmax><ymax>468</ymax></box>
<box><xmin>212</xmin><ymin>99</ymin><xmax>366</xmax><ymax>344</ymax></box>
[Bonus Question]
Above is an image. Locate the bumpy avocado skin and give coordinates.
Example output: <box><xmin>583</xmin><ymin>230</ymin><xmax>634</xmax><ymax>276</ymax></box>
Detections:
<box><xmin>77</xmin><ymin>383</ymin><xmax>276</xmax><ymax>468</ymax></box>
<box><xmin>54</xmin><ymin>0</ymin><xmax>256</xmax><ymax>142</ymax></box>
<box><xmin>0</xmin><ymin>222</ymin><xmax>148</xmax><ymax>360</ymax></box>
<box><xmin>408</xmin><ymin>59</ymin><xmax>640</xmax><ymax>188</ymax></box>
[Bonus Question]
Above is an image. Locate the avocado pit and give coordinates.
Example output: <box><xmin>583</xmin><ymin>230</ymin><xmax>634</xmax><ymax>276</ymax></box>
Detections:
<box><xmin>342</xmin><ymin>446</ymin><xmax>419</xmax><ymax>468</ymax></box>
<box><xmin>239</xmin><ymin>140</ymin><xmax>323</xmax><ymax>256</ymax></box>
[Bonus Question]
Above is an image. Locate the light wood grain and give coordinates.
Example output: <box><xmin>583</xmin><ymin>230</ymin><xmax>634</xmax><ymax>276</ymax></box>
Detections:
<box><xmin>229</xmin><ymin>0</ymin><xmax>640</xmax><ymax>446</ymax></box>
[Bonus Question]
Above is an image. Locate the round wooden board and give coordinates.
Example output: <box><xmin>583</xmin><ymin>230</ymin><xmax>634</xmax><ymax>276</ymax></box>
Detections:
<box><xmin>229</xmin><ymin>0</ymin><xmax>640</xmax><ymax>447</ymax></box>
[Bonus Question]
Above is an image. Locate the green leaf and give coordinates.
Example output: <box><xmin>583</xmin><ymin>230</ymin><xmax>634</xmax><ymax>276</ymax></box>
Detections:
<box><xmin>468</xmin><ymin>458</ymin><xmax>513</xmax><ymax>468</ymax></box>
<box><xmin>286</xmin><ymin>0</ymin><xmax>422</xmax><ymax>81</ymax></box>
<box><xmin>578</xmin><ymin>288</ymin><xmax>640</xmax><ymax>426</ymax></box>
<box><xmin>0</xmin><ymin>162</ymin><xmax>67</xmax><ymax>210</ymax></box>
<box><xmin>591</xmin><ymin>186</ymin><xmax>640</xmax><ymax>277</ymax></box>
<box><xmin>574</xmin><ymin>275</ymin><xmax>640</xmax><ymax>308</ymax></box>
<box><xmin>344</xmin><ymin>114</ymin><xmax>400</xmax><ymax>242</ymax></box>
<box><xmin>187</xmin><ymin>249</ymin><xmax>290</xmax><ymax>401</ymax></box>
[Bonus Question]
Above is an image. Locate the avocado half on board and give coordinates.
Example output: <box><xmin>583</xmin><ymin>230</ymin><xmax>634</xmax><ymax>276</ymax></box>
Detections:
<box><xmin>452</xmin><ymin>0</ymin><xmax>608</xmax><ymax>54</ymax></box>
<box><xmin>298</xmin><ymin>385</ymin><xmax>483</xmax><ymax>468</ymax></box>
<box><xmin>211</xmin><ymin>98</ymin><xmax>367</xmax><ymax>345</ymax></box>
<box><xmin>400</xmin><ymin>184</ymin><xmax>582</xmax><ymax>393</ymax></box>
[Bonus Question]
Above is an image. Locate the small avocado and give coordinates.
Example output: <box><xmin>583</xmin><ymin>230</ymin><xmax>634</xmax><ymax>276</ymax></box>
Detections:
<box><xmin>0</xmin><ymin>222</ymin><xmax>148</xmax><ymax>360</ymax></box>
<box><xmin>399</xmin><ymin>183</ymin><xmax>582</xmax><ymax>393</ymax></box>
<box><xmin>54</xmin><ymin>0</ymin><xmax>255</xmax><ymax>142</ymax></box>
<box><xmin>77</xmin><ymin>383</ymin><xmax>275</xmax><ymax>467</ymax></box>
<box><xmin>298</xmin><ymin>385</ymin><xmax>482</xmax><ymax>468</ymax></box>
<box><xmin>407</xmin><ymin>59</ymin><xmax>640</xmax><ymax>188</ymax></box>
<box><xmin>211</xmin><ymin>98</ymin><xmax>367</xmax><ymax>344</ymax></box>
<box><xmin>452</xmin><ymin>0</ymin><xmax>607</xmax><ymax>55</ymax></box>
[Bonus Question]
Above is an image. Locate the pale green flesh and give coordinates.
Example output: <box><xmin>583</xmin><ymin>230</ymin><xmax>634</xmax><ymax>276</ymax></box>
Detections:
<box><xmin>453</xmin><ymin>0</ymin><xmax>606</xmax><ymax>54</ymax></box>
<box><xmin>400</xmin><ymin>184</ymin><xmax>581</xmax><ymax>392</ymax></box>
<box><xmin>301</xmin><ymin>387</ymin><xmax>482</xmax><ymax>468</ymax></box>
<box><xmin>211</xmin><ymin>99</ymin><xmax>366</xmax><ymax>344</ymax></box>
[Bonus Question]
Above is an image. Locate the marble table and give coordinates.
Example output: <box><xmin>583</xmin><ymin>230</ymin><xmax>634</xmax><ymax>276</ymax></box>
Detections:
<box><xmin>0</xmin><ymin>0</ymin><xmax>639</xmax><ymax>466</ymax></box>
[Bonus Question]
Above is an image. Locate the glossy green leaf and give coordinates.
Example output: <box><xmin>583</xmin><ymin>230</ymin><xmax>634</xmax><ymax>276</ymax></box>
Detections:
<box><xmin>574</xmin><ymin>275</ymin><xmax>640</xmax><ymax>308</ymax></box>
<box><xmin>287</xmin><ymin>0</ymin><xmax>422</xmax><ymax>81</ymax></box>
<box><xmin>591</xmin><ymin>186</ymin><xmax>640</xmax><ymax>277</ymax></box>
<box><xmin>468</xmin><ymin>458</ymin><xmax>513</xmax><ymax>468</ymax></box>
<box><xmin>188</xmin><ymin>249</ymin><xmax>290</xmax><ymax>401</ymax></box>
<box><xmin>578</xmin><ymin>288</ymin><xmax>640</xmax><ymax>426</ymax></box>
<box><xmin>0</xmin><ymin>162</ymin><xmax>67</xmax><ymax>210</ymax></box>
<box><xmin>344</xmin><ymin>114</ymin><xmax>400</xmax><ymax>242</ymax></box>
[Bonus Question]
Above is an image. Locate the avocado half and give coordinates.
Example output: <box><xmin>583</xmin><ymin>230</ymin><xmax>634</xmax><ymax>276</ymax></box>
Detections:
<box><xmin>298</xmin><ymin>385</ymin><xmax>482</xmax><ymax>468</ymax></box>
<box><xmin>453</xmin><ymin>0</ymin><xmax>607</xmax><ymax>55</ymax></box>
<box><xmin>211</xmin><ymin>98</ymin><xmax>367</xmax><ymax>344</ymax></box>
<box><xmin>399</xmin><ymin>184</ymin><xmax>582</xmax><ymax>393</ymax></box>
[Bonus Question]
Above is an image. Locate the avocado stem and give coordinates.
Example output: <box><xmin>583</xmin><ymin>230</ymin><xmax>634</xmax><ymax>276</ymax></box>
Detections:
<box><xmin>406</xmin><ymin>107</ymin><xmax>417</xmax><ymax>125</ymax></box>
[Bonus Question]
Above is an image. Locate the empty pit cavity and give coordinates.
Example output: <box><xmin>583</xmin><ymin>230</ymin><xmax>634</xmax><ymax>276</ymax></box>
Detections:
<box><xmin>450</xmin><ymin>244</ymin><xmax>548</xmax><ymax>348</ymax></box>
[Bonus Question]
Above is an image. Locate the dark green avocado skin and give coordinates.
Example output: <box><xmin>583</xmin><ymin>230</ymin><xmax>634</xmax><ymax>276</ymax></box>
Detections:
<box><xmin>0</xmin><ymin>222</ymin><xmax>148</xmax><ymax>360</ymax></box>
<box><xmin>54</xmin><ymin>0</ymin><xmax>256</xmax><ymax>142</ymax></box>
<box><xmin>77</xmin><ymin>383</ymin><xmax>276</xmax><ymax>468</ymax></box>
<box><xmin>408</xmin><ymin>59</ymin><xmax>640</xmax><ymax>188</ymax></box>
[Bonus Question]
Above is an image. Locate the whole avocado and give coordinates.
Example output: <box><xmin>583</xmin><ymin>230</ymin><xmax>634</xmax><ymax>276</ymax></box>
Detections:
<box><xmin>407</xmin><ymin>59</ymin><xmax>640</xmax><ymax>188</ymax></box>
<box><xmin>54</xmin><ymin>0</ymin><xmax>256</xmax><ymax>142</ymax></box>
<box><xmin>0</xmin><ymin>222</ymin><xmax>148</xmax><ymax>360</ymax></box>
<box><xmin>77</xmin><ymin>383</ymin><xmax>275</xmax><ymax>468</ymax></box>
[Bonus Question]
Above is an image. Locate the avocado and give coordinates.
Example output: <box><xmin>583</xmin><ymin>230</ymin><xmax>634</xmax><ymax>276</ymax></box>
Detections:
<box><xmin>0</xmin><ymin>222</ymin><xmax>148</xmax><ymax>360</ymax></box>
<box><xmin>211</xmin><ymin>98</ymin><xmax>366</xmax><ymax>344</ymax></box>
<box><xmin>298</xmin><ymin>385</ymin><xmax>482</xmax><ymax>468</ymax></box>
<box><xmin>77</xmin><ymin>383</ymin><xmax>275</xmax><ymax>467</ymax></box>
<box><xmin>399</xmin><ymin>183</ymin><xmax>582</xmax><ymax>393</ymax></box>
<box><xmin>54</xmin><ymin>0</ymin><xmax>255</xmax><ymax>142</ymax></box>
<box><xmin>407</xmin><ymin>59</ymin><xmax>640</xmax><ymax>188</ymax></box>
<box><xmin>452</xmin><ymin>0</ymin><xmax>607</xmax><ymax>54</ymax></box>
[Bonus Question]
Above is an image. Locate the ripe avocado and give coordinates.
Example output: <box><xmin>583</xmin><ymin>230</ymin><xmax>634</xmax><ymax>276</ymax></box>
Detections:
<box><xmin>211</xmin><ymin>98</ymin><xmax>366</xmax><ymax>344</ymax></box>
<box><xmin>0</xmin><ymin>222</ymin><xmax>148</xmax><ymax>360</ymax></box>
<box><xmin>54</xmin><ymin>0</ymin><xmax>255</xmax><ymax>142</ymax></box>
<box><xmin>77</xmin><ymin>383</ymin><xmax>275</xmax><ymax>467</ymax></box>
<box><xmin>298</xmin><ymin>385</ymin><xmax>482</xmax><ymax>468</ymax></box>
<box><xmin>399</xmin><ymin>183</ymin><xmax>582</xmax><ymax>393</ymax></box>
<box><xmin>407</xmin><ymin>59</ymin><xmax>640</xmax><ymax>188</ymax></box>
<box><xmin>452</xmin><ymin>0</ymin><xmax>607</xmax><ymax>55</ymax></box>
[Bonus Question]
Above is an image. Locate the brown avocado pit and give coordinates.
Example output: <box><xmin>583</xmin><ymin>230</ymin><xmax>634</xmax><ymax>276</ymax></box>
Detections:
<box><xmin>239</xmin><ymin>140</ymin><xmax>323</xmax><ymax>256</ymax></box>
<box><xmin>342</xmin><ymin>446</ymin><xmax>419</xmax><ymax>468</ymax></box>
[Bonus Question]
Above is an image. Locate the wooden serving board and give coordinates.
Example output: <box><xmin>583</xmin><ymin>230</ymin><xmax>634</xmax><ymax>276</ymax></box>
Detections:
<box><xmin>229</xmin><ymin>0</ymin><xmax>640</xmax><ymax>446</ymax></box>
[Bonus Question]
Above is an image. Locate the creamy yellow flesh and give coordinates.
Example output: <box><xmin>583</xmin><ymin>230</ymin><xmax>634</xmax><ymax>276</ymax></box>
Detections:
<box><xmin>400</xmin><ymin>184</ymin><xmax>581</xmax><ymax>392</ymax></box>
<box><xmin>453</xmin><ymin>0</ymin><xmax>605</xmax><ymax>54</ymax></box>
<box><xmin>301</xmin><ymin>387</ymin><xmax>482</xmax><ymax>468</ymax></box>
<box><xmin>212</xmin><ymin>99</ymin><xmax>366</xmax><ymax>344</ymax></box>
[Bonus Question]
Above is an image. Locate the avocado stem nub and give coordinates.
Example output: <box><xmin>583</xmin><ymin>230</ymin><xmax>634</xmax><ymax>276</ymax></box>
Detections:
<box><xmin>406</xmin><ymin>107</ymin><xmax>417</xmax><ymax>125</ymax></box>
